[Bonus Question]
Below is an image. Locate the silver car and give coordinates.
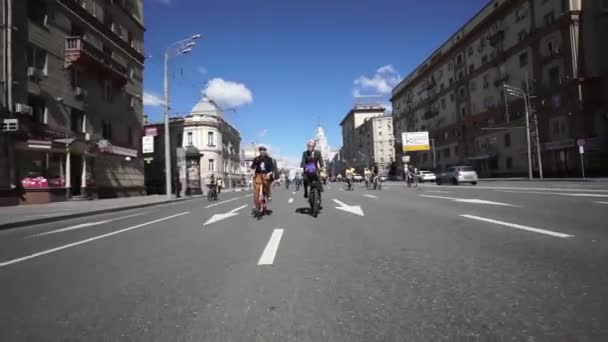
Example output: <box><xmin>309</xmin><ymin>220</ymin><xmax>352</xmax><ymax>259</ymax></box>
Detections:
<box><xmin>436</xmin><ymin>166</ymin><xmax>478</xmax><ymax>185</ymax></box>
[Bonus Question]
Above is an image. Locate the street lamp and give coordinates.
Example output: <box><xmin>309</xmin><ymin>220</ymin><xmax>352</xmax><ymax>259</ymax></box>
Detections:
<box><xmin>163</xmin><ymin>34</ymin><xmax>202</xmax><ymax>199</ymax></box>
<box><xmin>503</xmin><ymin>82</ymin><xmax>543</xmax><ymax>180</ymax></box>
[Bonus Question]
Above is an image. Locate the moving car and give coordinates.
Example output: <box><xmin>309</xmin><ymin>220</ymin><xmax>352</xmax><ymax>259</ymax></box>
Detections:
<box><xmin>436</xmin><ymin>166</ymin><xmax>478</xmax><ymax>185</ymax></box>
<box><xmin>415</xmin><ymin>170</ymin><xmax>436</xmax><ymax>183</ymax></box>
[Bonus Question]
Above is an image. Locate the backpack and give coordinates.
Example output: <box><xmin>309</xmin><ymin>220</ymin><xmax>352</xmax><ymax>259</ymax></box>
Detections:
<box><xmin>305</xmin><ymin>162</ymin><xmax>317</xmax><ymax>175</ymax></box>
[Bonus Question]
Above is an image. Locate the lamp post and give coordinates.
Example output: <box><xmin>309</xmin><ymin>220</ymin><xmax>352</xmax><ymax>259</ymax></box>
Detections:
<box><xmin>163</xmin><ymin>34</ymin><xmax>201</xmax><ymax>199</ymax></box>
<box><xmin>503</xmin><ymin>83</ymin><xmax>533</xmax><ymax>180</ymax></box>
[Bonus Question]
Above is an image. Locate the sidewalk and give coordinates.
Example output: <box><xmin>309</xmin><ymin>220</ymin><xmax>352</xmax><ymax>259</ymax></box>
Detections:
<box><xmin>0</xmin><ymin>194</ymin><xmax>202</xmax><ymax>230</ymax></box>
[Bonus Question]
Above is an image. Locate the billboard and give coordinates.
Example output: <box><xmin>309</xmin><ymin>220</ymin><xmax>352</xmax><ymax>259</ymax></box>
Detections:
<box><xmin>402</xmin><ymin>131</ymin><xmax>430</xmax><ymax>152</ymax></box>
<box><xmin>142</xmin><ymin>136</ymin><xmax>154</xmax><ymax>154</ymax></box>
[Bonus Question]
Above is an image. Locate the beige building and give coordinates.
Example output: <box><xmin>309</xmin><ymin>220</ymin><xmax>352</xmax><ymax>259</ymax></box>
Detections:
<box><xmin>0</xmin><ymin>0</ymin><xmax>146</xmax><ymax>204</ymax></box>
<box><xmin>339</xmin><ymin>104</ymin><xmax>386</xmax><ymax>172</ymax></box>
<box><xmin>391</xmin><ymin>0</ymin><xmax>608</xmax><ymax>177</ymax></box>
<box><xmin>356</xmin><ymin>115</ymin><xmax>395</xmax><ymax>171</ymax></box>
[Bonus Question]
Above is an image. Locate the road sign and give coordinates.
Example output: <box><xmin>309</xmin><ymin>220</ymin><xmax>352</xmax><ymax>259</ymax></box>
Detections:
<box><xmin>579</xmin><ymin>146</ymin><xmax>584</xmax><ymax>154</ymax></box>
<box><xmin>145</xmin><ymin>127</ymin><xmax>158</xmax><ymax>136</ymax></box>
<box><xmin>402</xmin><ymin>131</ymin><xmax>430</xmax><ymax>152</ymax></box>
<box><xmin>142</xmin><ymin>136</ymin><xmax>154</xmax><ymax>154</ymax></box>
<box><xmin>577</xmin><ymin>138</ymin><xmax>585</xmax><ymax>147</ymax></box>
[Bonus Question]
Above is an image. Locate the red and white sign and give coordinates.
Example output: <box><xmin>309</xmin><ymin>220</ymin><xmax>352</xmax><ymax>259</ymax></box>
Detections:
<box><xmin>145</xmin><ymin>126</ymin><xmax>158</xmax><ymax>136</ymax></box>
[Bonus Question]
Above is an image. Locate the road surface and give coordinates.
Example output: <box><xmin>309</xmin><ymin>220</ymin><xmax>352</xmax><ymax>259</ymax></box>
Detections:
<box><xmin>1</xmin><ymin>182</ymin><xmax>607</xmax><ymax>341</ymax></box>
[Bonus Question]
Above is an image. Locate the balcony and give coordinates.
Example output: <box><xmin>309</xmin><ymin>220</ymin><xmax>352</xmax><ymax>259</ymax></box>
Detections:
<box><xmin>423</xmin><ymin>108</ymin><xmax>439</xmax><ymax>120</ymax></box>
<box><xmin>65</xmin><ymin>37</ymin><xmax>128</xmax><ymax>84</ymax></box>
<box><xmin>488</xmin><ymin>30</ymin><xmax>505</xmax><ymax>47</ymax></box>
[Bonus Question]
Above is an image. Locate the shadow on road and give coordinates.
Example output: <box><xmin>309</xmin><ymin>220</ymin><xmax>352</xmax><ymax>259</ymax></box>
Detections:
<box><xmin>295</xmin><ymin>207</ymin><xmax>323</xmax><ymax>217</ymax></box>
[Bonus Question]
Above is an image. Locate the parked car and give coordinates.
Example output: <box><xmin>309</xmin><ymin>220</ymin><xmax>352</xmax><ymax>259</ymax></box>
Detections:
<box><xmin>353</xmin><ymin>173</ymin><xmax>363</xmax><ymax>182</ymax></box>
<box><xmin>415</xmin><ymin>170</ymin><xmax>436</xmax><ymax>183</ymax></box>
<box><xmin>436</xmin><ymin>166</ymin><xmax>478</xmax><ymax>185</ymax></box>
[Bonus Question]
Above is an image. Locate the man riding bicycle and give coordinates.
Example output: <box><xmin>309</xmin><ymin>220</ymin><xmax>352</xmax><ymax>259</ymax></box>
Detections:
<box><xmin>345</xmin><ymin>166</ymin><xmax>355</xmax><ymax>190</ymax></box>
<box><xmin>301</xmin><ymin>140</ymin><xmax>324</xmax><ymax>198</ymax></box>
<box><xmin>250</xmin><ymin>145</ymin><xmax>274</xmax><ymax>213</ymax></box>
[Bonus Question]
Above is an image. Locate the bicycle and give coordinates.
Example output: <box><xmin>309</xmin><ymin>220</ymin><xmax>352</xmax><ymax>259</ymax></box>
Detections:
<box><xmin>373</xmin><ymin>176</ymin><xmax>382</xmax><ymax>191</ymax></box>
<box><xmin>207</xmin><ymin>185</ymin><xmax>218</xmax><ymax>201</ymax></box>
<box><xmin>406</xmin><ymin>174</ymin><xmax>418</xmax><ymax>188</ymax></box>
<box><xmin>345</xmin><ymin>178</ymin><xmax>354</xmax><ymax>191</ymax></box>
<box><xmin>309</xmin><ymin>179</ymin><xmax>322</xmax><ymax>218</ymax></box>
<box><xmin>253</xmin><ymin>176</ymin><xmax>269</xmax><ymax>219</ymax></box>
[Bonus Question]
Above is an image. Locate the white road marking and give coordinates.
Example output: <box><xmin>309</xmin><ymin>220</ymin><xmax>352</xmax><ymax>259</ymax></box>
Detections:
<box><xmin>425</xmin><ymin>190</ymin><xmax>451</xmax><ymax>193</ymax></box>
<box><xmin>363</xmin><ymin>194</ymin><xmax>377</xmax><ymax>199</ymax></box>
<box><xmin>560</xmin><ymin>193</ymin><xmax>608</xmax><ymax>197</ymax></box>
<box><xmin>203</xmin><ymin>205</ymin><xmax>247</xmax><ymax>226</ymax></box>
<box><xmin>235</xmin><ymin>189</ymin><xmax>243</xmax><ymax>192</ymax></box>
<box><xmin>29</xmin><ymin>211</ymin><xmax>151</xmax><ymax>238</ymax></box>
<box><xmin>501</xmin><ymin>190</ymin><xmax>608</xmax><ymax>198</ymax></box>
<box><xmin>332</xmin><ymin>199</ymin><xmax>365</xmax><ymax>216</ymax></box>
<box><xmin>258</xmin><ymin>229</ymin><xmax>284</xmax><ymax>265</ymax></box>
<box><xmin>421</xmin><ymin>195</ymin><xmax>518</xmax><ymax>207</ymax></box>
<box><xmin>288</xmin><ymin>198</ymin><xmax>294</xmax><ymax>203</ymax></box>
<box><xmin>597</xmin><ymin>201</ymin><xmax>608</xmax><ymax>205</ymax></box>
<box><xmin>0</xmin><ymin>212</ymin><xmax>190</xmax><ymax>268</ymax></box>
<box><xmin>460</xmin><ymin>214</ymin><xmax>572</xmax><ymax>238</ymax></box>
<box><xmin>292</xmin><ymin>191</ymin><xmax>296</xmax><ymax>195</ymax></box>
<box><xmin>204</xmin><ymin>195</ymin><xmax>248</xmax><ymax>208</ymax></box>
<box><xmin>430</xmin><ymin>184</ymin><xmax>608</xmax><ymax>193</ymax></box>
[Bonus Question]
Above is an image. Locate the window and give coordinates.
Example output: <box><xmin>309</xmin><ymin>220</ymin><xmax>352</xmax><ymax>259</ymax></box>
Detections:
<box><xmin>506</xmin><ymin>157</ymin><xmax>513</xmax><ymax>169</ymax></box>
<box><xmin>467</xmin><ymin>46</ymin><xmax>473</xmax><ymax>56</ymax></box>
<box><xmin>128</xmin><ymin>31</ymin><xmax>134</xmax><ymax>47</ymax></box>
<box><xmin>456</xmin><ymin>54</ymin><xmax>463</xmax><ymax>65</ymax></box>
<box><xmin>449</xmin><ymin>77</ymin><xmax>453</xmax><ymax>85</ymax></box>
<box><xmin>438</xmin><ymin>70</ymin><xmax>444</xmax><ymax>78</ymax></box>
<box><xmin>504</xmin><ymin>133</ymin><xmax>511</xmax><ymax>147</ymax></box>
<box><xmin>208</xmin><ymin>159</ymin><xmax>215</xmax><ymax>172</ymax></box>
<box><xmin>26</xmin><ymin>45</ymin><xmax>48</xmax><ymax>75</ymax></box>
<box><xmin>70</xmin><ymin>109</ymin><xmax>84</xmax><ymax>133</ymax></box>
<box><xmin>548</xmin><ymin>66</ymin><xmax>561</xmax><ymax>87</ymax></box>
<box><xmin>71</xmin><ymin>68</ymin><xmax>81</xmax><ymax>87</ymax></box>
<box><xmin>450</xmin><ymin>93</ymin><xmax>455</xmax><ymax>102</ymax></box>
<box><xmin>103</xmin><ymin>81</ymin><xmax>112</xmax><ymax>102</ymax></box>
<box><xmin>458</xmin><ymin>71</ymin><xmax>464</xmax><ymax>81</ymax></box>
<box><xmin>448</xmin><ymin>63</ymin><xmax>453</xmax><ymax>71</ymax></box>
<box><xmin>440</xmin><ymin>83</ymin><xmax>444</xmax><ymax>91</ymax></box>
<box><xmin>469</xmin><ymin>64</ymin><xmax>474</xmax><ymax>74</ymax></box>
<box><xmin>518</xmin><ymin>30</ymin><xmax>528</xmax><ymax>42</ymax></box>
<box><xmin>102</xmin><ymin>120</ymin><xmax>112</xmax><ymax>140</ymax></box>
<box><xmin>461</xmin><ymin>107</ymin><xmax>466</xmax><ymax>117</ymax></box>
<box><xmin>459</xmin><ymin>87</ymin><xmax>465</xmax><ymax>97</ymax></box>
<box><xmin>441</xmin><ymin>98</ymin><xmax>447</xmax><ymax>109</ymax></box>
<box><xmin>454</xmin><ymin>146</ymin><xmax>459</xmax><ymax>156</ymax></box>
<box><xmin>28</xmin><ymin>0</ymin><xmax>48</xmax><ymax>27</ymax></box>
<box><xmin>207</xmin><ymin>131</ymin><xmax>215</xmax><ymax>147</ymax></box>
<box><xmin>177</xmin><ymin>133</ymin><xmax>183</xmax><ymax>147</ymax></box>
<box><xmin>481</xmin><ymin>55</ymin><xmax>488</xmax><ymax>64</ymax></box>
<box><xmin>127</xmin><ymin>127</ymin><xmax>133</xmax><ymax>146</ymax></box>
<box><xmin>187</xmin><ymin>132</ymin><xmax>193</xmax><ymax>145</ymax></box>
<box><xmin>445</xmin><ymin>148</ymin><xmax>451</xmax><ymax>158</ymax></box>
<box><xmin>519</xmin><ymin>52</ymin><xmax>529</xmax><ymax>67</ymax></box>
<box><xmin>470</xmin><ymin>81</ymin><xmax>477</xmax><ymax>92</ymax></box>
<box><xmin>70</xmin><ymin>24</ymin><xmax>85</xmax><ymax>39</ymax></box>
<box><xmin>28</xmin><ymin>96</ymin><xmax>47</xmax><ymax>124</ymax></box>
<box><xmin>544</xmin><ymin>12</ymin><xmax>555</xmax><ymax>26</ymax></box>
<box><xmin>129</xmin><ymin>67</ymin><xmax>135</xmax><ymax>79</ymax></box>
<box><xmin>104</xmin><ymin>12</ymin><xmax>114</xmax><ymax>29</ymax></box>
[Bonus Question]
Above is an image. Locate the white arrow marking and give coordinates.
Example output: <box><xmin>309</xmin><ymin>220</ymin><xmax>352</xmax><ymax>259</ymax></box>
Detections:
<box><xmin>203</xmin><ymin>204</ymin><xmax>248</xmax><ymax>226</ymax></box>
<box><xmin>363</xmin><ymin>194</ymin><xmax>377</xmax><ymax>199</ymax></box>
<box><xmin>288</xmin><ymin>198</ymin><xmax>294</xmax><ymax>204</ymax></box>
<box><xmin>421</xmin><ymin>195</ymin><xmax>518</xmax><ymax>207</ymax></box>
<box><xmin>292</xmin><ymin>191</ymin><xmax>296</xmax><ymax>195</ymax></box>
<box><xmin>332</xmin><ymin>199</ymin><xmax>365</xmax><ymax>216</ymax></box>
<box><xmin>29</xmin><ymin>211</ymin><xmax>151</xmax><ymax>238</ymax></box>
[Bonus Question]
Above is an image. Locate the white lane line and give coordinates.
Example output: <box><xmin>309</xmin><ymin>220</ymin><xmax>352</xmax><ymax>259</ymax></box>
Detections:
<box><xmin>0</xmin><ymin>212</ymin><xmax>190</xmax><ymax>268</ymax></box>
<box><xmin>421</xmin><ymin>195</ymin><xmax>518</xmax><ymax>207</ymax></box>
<box><xmin>501</xmin><ymin>190</ymin><xmax>608</xmax><ymax>198</ymax></box>
<box><xmin>597</xmin><ymin>201</ymin><xmax>608</xmax><ymax>205</ymax></box>
<box><xmin>288</xmin><ymin>198</ymin><xmax>294</xmax><ymax>204</ymax></box>
<box><xmin>431</xmin><ymin>185</ymin><xmax>608</xmax><ymax>193</ymax></box>
<box><xmin>425</xmin><ymin>190</ymin><xmax>451</xmax><ymax>193</ymax></box>
<box><xmin>258</xmin><ymin>229</ymin><xmax>284</xmax><ymax>265</ymax></box>
<box><xmin>29</xmin><ymin>211</ymin><xmax>151</xmax><ymax>238</ymax></box>
<box><xmin>363</xmin><ymin>194</ymin><xmax>377</xmax><ymax>199</ymax></box>
<box><xmin>292</xmin><ymin>191</ymin><xmax>296</xmax><ymax>195</ymax></box>
<box><xmin>204</xmin><ymin>195</ymin><xmax>248</xmax><ymax>208</ymax></box>
<box><xmin>460</xmin><ymin>214</ymin><xmax>572</xmax><ymax>238</ymax></box>
<box><xmin>560</xmin><ymin>193</ymin><xmax>608</xmax><ymax>197</ymax></box>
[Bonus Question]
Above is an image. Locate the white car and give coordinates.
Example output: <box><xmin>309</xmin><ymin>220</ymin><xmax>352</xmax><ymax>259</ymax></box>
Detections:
<box><xmin>353</xmin><ymin>174</ymin><xmax>363</xmax><ymax>182</ymax></box>
<box><xmin>416</xmin><ymin>170</ymin><xmax>436</xmax><ymax>183</ymax></box>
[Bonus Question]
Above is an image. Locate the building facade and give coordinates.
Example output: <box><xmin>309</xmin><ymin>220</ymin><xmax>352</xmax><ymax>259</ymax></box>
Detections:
<box><xmin>391</xmin><ymin>0</ymin><xmax>608</xmax><ymax>177</ymax></box>
<box><xmin>0</xmin><ymin>0</ymin><xmax>146</xmax><ymax>205</ymax></box>
<box><xmin>313</xmin><ymin>125</ymin><xmax>331</xmax><ymax>165</ymax></box>
<box><xmin>356</xmin><ymin>115</ymin><xmax>395</xmax><ymax>171</ymax></box>
<box><xmin>144</xmin><ymin>96</ymin><xmax>241</xmax><ymax>194</ymax></box>
<box><xmin>339</xmin><ymin>104</ymin><xmax>386</xmax><ymax>172</ymax></box>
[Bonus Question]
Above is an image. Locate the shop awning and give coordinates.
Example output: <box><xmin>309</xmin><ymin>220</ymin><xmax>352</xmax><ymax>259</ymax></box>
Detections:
<box><xmin>97</xmin><ymin>140</ymin><xmax>138</xmax><ymax>157</ymax></box>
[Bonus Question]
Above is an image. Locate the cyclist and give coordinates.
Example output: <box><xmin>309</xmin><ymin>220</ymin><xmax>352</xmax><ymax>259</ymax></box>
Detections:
<box><xmin>345</xmin><ymin>165</ymin><xmax>355</xmax><ymax>190</ymax></box>
<box><xmin>371</xmin><ymin>163</ymin><xmax>380</xmax><ymax>190</ymax></box>
<box><xmin>301</xmin><ymin>140</ymin><xmax>324</xmax><ymax>199</ymax></box>
<box><xmin>250</xmin><ymin>145</ymin><xmax>274</xmax><ymax>213</ymax></box>
<box><xmin>364</xmin><ymin>167</ymin><xmax>372</xmax><ymax>189</ymax></box>
<box><xmin>207</xmin><ymin>174</ymin><xmax>217</xmax><ymax>199</ymax></box>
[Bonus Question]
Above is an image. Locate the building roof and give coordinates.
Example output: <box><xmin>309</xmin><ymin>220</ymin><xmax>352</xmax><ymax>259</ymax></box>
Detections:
<box><xmin>191</xmin><ymin>96</ymin><xmax>223</xmax><ymax>118</ymax></box>
<box><xmin>339</xmin><ymin>105</ymin><xmax>386</xmax><ymax>126</ymax></box>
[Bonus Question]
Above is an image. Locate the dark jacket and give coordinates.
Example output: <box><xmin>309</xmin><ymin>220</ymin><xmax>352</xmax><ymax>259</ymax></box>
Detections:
<box><xmin>301</xmin><ymin>150</ymin><xmax>324</xmax><ymax>171</ymax></box>
<box><xmin>251</xmin><ymin>155</ymin><xmax>274</xmax><ymax>174</ymax></box>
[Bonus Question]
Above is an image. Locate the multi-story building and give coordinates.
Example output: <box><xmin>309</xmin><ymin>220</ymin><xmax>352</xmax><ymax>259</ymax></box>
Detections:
<box><xmin>391</xmin><ymin>0</ymin><xmax>608</xmax><ymax>177</ymax></box>
<box><xmin>356</xmin><ymin>115</ymin><xmax>395</xmax><ymax>171</ymax></box>
<box><xmin>339</xmin><ymin>103</ymin><xmax>386</xmax><ymax>172</ymax></box>
<box><xmin>313</xmin><ymin>125</ymin><xmax>331</xmax><ymax>165</ymax></box>
<box><xmin>0</xmin><ymin>0</ymin><xmax>146</xmax><ymax>205</ymax></box>
<box><xmin>143</xmin><ymin>96</ymin><xmax>241</xmax><ymax>195</ymax></box>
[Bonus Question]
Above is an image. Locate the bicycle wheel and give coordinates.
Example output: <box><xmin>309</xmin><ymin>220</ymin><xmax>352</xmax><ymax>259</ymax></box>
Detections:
<box><xmin>207</xmin><ymin>190</ymin><xmax>213</xmax><ymax>201</ymax></box>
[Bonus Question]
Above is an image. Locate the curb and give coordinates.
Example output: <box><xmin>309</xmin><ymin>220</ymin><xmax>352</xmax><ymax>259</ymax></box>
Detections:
<box><xmin>0</xmin><ymin>196</ymin><xmax>203</xmax><ymax>231</ymax></box>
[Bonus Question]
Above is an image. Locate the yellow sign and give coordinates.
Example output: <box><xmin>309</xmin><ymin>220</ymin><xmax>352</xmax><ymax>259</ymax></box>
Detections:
<box><xmin>403</xmin><ymin>144</ymin><xmax>430</xmax><ymax>152</ymax></box>
<box><xmin>402</xmin><ymin>131</ymin><xmax>430</xmax><ymax>152</ymax></box>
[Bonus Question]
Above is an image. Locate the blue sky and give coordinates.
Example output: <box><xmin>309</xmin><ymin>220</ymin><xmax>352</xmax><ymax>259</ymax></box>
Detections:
<box><xmin>143</xmin><ymin>0</ymin><xmax>488</xmax><ymax>164</ymax></box>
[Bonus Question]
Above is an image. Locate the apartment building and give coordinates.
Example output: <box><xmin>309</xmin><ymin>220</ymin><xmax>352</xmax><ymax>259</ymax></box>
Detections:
<box><xmin>391</xmin><ymin>0</ymin><xmax>608</xmax><ymax>177</ymax></box>
<box><xmin>0</xmin><ymin>0</ymin><xmax>146</xmax><ymax>205</ymax></box>
<box><xmin>356</xmin><ymin>115</ymin><xmax>395</xmax><ymax>171</ymax></box>
<box><xmin>339</xmin><ymin>104</ymin><xmax>390</xmax><ymax>173</ymax></box>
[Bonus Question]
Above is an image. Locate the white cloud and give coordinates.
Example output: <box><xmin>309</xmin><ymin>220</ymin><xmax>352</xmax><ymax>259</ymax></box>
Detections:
<box><xmin>198</xmin><ymin>66</ymin><xmax>208</xmax><ymax>75</ymax></box>
<box><xmin>203</xmin><ymin>78</ymin><xmax>253</xmax><ymax>108</ymax></box>
<box><xmin>143</xmin><ymin>92</ymin><xmax>164</xmax><ymax>107</ymax></box>
<box><xmin>383</xmin><ymin>102</ymin><xmax>393</xmax><ymax>114</ymax></box>
<box><xmin>257</xmin><ymin>129</ymin><xmax>268</xmax><ymax>138</ymax></box>
<box><xmin>353</xmin><ymin>64</ymin><xmax>402</xmax><ymax>95</ymax></box>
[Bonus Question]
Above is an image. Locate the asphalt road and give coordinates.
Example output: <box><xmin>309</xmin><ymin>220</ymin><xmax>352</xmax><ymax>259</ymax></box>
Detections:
<box><xmin>1</xmin><ymin>182</ymin><xmax>607</xmax><ymax>341</ymax></box>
